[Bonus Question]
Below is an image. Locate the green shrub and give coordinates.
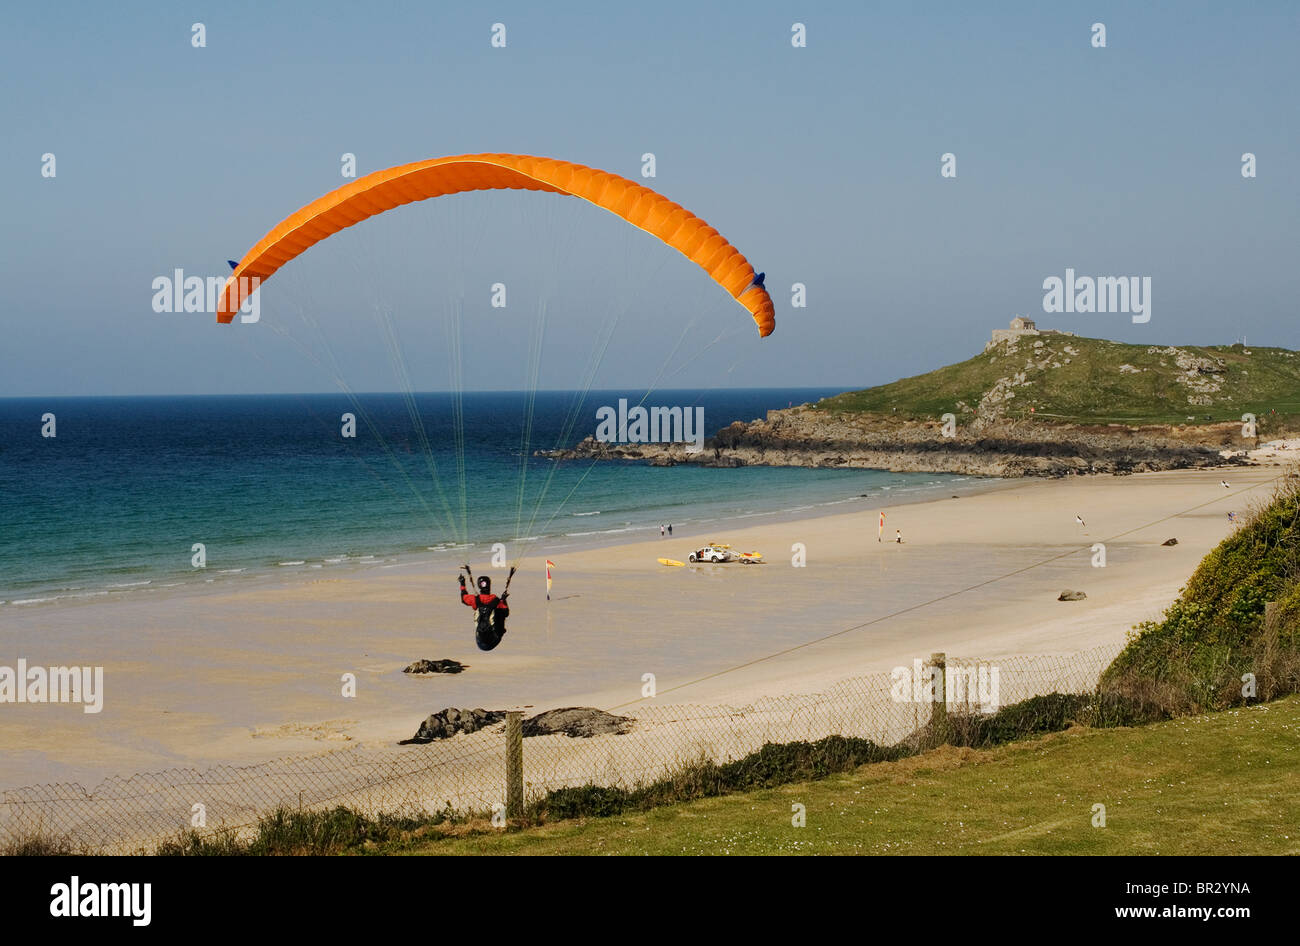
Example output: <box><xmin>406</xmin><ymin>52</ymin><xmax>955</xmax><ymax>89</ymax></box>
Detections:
<box><xmin>156</xmin><ymin>803</ymin><xmax>459</xmax><ymax>856</ymax></box>
<box><xmin>1103</xmin><ymin>477</ymin><xmax>1300</xmax><ymax>713</ymax></box>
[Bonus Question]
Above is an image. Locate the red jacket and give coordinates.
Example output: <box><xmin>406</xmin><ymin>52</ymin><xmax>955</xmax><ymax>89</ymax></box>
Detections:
<box><xmin>462</xmin><ymin>591</ymin><xmax>508</xmax><ymax>613</ymax></box>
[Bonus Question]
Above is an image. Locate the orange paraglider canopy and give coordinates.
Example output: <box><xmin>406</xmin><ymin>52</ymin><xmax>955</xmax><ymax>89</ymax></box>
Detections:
<box><xmin>216</xmin><ymin>153</ymin><xmax>775</xmax><ymax>336</ymax></box>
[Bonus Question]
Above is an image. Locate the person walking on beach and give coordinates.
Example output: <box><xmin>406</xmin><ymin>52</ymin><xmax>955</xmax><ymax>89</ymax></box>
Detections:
<box><xmin>895</xmin><ymin>529</ymin><xmax>903</xmax><ymax>544</ymax></box>
<box><xmin>878</xmin><ymin>511</ymin><xmax>885</xmax><ymax>542</ymax></box>
<box><xmin>660</xmin><ymin>524</ymin><xmax>665</xmax><ymax>538</ymax></box>
<box><xmin>667</xmin><ymin>523</ymin><xmax>672</xmax><ymax>536</ymax></box>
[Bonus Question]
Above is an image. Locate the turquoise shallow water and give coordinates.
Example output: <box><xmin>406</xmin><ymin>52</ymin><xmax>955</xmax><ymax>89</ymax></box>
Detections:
<box><xmin>0</xmin><ymin>389</ymin><xmax>989</xmax><ymax>604</ymax></box>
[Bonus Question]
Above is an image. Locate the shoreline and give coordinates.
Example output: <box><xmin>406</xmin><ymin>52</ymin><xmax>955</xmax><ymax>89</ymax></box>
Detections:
<box><xmin>0</xmin><ymin>469</ymin><xmax>1006</xmax><ymax>612</ymax></box>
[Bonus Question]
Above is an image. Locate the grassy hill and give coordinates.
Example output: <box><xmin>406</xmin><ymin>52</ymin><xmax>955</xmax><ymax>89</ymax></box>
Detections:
<box><xmin>1104</xmin><ymin>476</ymin><xmax>1300</xmax><ymax>713</ymax></box>
<box><xmin>817</xmin><ymin>335</ymin><xmax>1300</xmax><ymax>429</ymax></box>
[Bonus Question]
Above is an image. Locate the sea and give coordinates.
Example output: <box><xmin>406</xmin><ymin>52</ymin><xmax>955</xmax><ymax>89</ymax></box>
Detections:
<box><xmin>0</xmin><ymin>389</ymin><xmax>994</xmax><ymax>606</ymax></box>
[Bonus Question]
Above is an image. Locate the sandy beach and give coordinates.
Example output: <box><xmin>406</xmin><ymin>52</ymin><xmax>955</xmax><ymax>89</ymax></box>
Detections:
<box><xmin>1</xmin><ymin>458</ymin><xmax>1291</xmax><ymax>791</ymax></box>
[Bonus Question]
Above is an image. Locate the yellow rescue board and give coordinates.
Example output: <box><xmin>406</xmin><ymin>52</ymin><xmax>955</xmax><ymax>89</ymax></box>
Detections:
<box><xmin>657</xmin><ymin>558</ymin><xmax>685</xmax><ymax>567</ymax></box>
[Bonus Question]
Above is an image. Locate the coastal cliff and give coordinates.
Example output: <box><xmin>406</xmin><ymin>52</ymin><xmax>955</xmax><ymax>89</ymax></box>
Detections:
<box><xmin>539</xmin><ymin>408</ymin><xmax>1244</xmax><ymax>477</ymax></box>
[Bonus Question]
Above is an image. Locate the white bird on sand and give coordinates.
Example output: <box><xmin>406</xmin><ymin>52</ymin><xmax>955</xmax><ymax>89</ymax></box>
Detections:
<box><xmin>1221</xmin><ymin>480</ymin><xmax>1231</xmax><ymax>489</ymax></box>
<box><xmin>1075</xmin><ymin>514</ymin><xmax>1086</xmax><ymax>527</ymax></box>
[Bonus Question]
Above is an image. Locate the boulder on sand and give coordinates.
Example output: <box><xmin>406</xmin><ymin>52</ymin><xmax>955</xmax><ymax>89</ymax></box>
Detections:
<box><xmin>399</xmin><ymin>707</ymin><xmax>504</xmax><ymax>744</ymax></box>
<box><xmin>1161</xmin><ymin>538</ymin><xmax>1178</xmax><ymax>546</ymax></box>
<box><xmin>1058</xmin><ymin>590</ymin><xmax>1087</xmax><ymax>601</ymax></box>
<box><xmin>522</xmin><ymin>707</ymin><xmax>634</xmax><ymax>738</ymax></box>
<box><xmin>403</xmin><ymin>658</ymin><xmax>467</xmax><ymax>674</ymax></box>
<box><xmin>401</xmin><ymin>706</ymin><xmax>635</xmax><ymax>744</ymax></box>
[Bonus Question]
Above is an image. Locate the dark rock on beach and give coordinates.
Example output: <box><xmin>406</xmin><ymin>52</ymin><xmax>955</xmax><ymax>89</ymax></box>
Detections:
<box><xmin>400</xmin><ymin>707</ymin><xmax>505</xmax><ymax>744</ymax></box>
<box><xmin>1058</xmin><ymin>590</ymin><xmax>1088</xmax><ymax>601</ymax></box>
<box><xmin>401</xmin><ymin>706</ymin><xmax>634</xmax><ymax>744</ymax></box>
<box><xmin>403</xmin><ymin>658</ymin><xmax>467</xmax><ymax>674</ymax></box>
<box><xmin>522</xmin><ymin>707</ymin><xmax>634</xmax><ymax>738</ymax></box>
<box><xmin>1161</xmin><ymin>538</ymin><xmax>1179</xmax><ymax>546</ymax></box>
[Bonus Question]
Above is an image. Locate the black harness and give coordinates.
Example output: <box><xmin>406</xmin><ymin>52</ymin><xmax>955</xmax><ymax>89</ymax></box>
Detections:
<box><xmin>462</xmin><ymin>565</ymin><xmax>515</xmax><ymax>651</ymax></box>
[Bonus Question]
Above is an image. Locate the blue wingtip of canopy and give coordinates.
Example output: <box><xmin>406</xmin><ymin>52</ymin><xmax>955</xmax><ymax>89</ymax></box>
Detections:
<box><xmin>227</xmin><ymin>260</ymin><xmax>239</xmax><ymax>270</ymax></box>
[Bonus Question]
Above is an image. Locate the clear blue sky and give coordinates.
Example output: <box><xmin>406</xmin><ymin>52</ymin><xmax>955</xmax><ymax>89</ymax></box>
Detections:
<box><xmin>3</xmin><ymin>0</ymin><xmax>1296</xmax><ymax>396</ymax></box>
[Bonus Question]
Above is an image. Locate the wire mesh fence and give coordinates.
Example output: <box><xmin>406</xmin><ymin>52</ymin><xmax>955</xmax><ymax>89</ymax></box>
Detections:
<box><xmin>0</xmin><ymin>642</ymin><xmax>1123</xmax><ymax>854</ymax></box>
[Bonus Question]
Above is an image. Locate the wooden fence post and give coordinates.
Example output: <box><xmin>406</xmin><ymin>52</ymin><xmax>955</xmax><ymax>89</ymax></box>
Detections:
<box><xmin>927</xmin><ymin>652</ymin><xmax>947</xmax><ymax>747</ymax></box>
<box><xmin>505</xmin><ymin>710</ymin><xmax>524</xmax><ymax>821</ymax></box>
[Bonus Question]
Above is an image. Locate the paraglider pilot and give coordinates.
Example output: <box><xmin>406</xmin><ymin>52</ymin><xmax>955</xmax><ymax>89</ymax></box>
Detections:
<box><xmin>459</xmin><ymin>565</ymin><xmax>512</xmax><ymax>651</ymax></box>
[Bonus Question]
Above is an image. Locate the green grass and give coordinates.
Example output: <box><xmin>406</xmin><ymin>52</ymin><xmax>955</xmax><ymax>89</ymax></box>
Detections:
<box><xmin>403</xmin><ymin>697</ymin><xmax>1300</xmax><ymax>856</ymax></box>
<box><xmin>817</xmin><ymin>335</ymin><xmax>1300</xmax><ymax>429</ymax></box>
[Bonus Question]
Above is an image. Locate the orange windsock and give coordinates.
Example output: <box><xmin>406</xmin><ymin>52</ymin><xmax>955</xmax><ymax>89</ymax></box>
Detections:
<box><xmin>217</xmin><ymin>153</ymin><xmax>775</xmax><ymax>337</ymax></box>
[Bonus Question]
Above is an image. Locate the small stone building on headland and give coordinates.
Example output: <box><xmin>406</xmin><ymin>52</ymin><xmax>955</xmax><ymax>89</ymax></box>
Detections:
<box><xmin>986</xmin><ymin>317</ymin><xmax>1075</xmax><ymax>351</ymax></box>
